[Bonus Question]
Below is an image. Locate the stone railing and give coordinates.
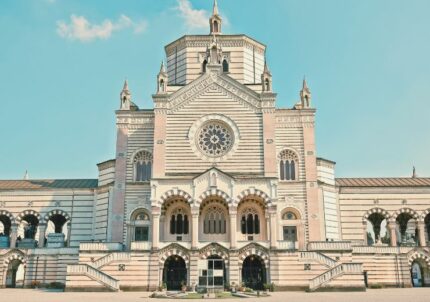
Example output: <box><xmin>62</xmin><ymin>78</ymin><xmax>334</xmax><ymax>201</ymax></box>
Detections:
<box><xmin>278</xmin><ymin>241</ymin><xmax>297</xmax><ymax>250</ymax></box>
<box><xmin>309</xmin><ymin>263</ymin><xmax>362</xmax><ymax>291</ymax></box>
<box><xmin>352</xmin><ymin>246</ymin><xmax>414</xmax><ymax>254</ymax></box>
<box><xmin>67</xmin><ymin>264</ymin><xmax>119</xmax><ymax>291</ymax></box>
<box><xmin>79</xmin><ymin>242</ymin><xmax>123</xmax><ymax>252</ymax></box>
<box><xmin>130</xmin><ymin>241</ymin><xmax>152</xmax><ymax>251</ymax></box>
<box><xmin>91</xmin><ymin>252</ymin><xmax>131</xmax><ymax>269</ymax></box>
<box><xmin>307</xmin><ymin>241</ymin><xmax>352</xmax><ymax>251</ymax></box>
<box><xmin>299</xmin><ymin>251</ymin><xmax>337</xmax><ymax>267</ymax></box>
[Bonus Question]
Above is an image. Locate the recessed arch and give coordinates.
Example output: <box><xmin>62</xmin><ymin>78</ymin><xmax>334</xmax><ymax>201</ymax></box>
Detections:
<box><xmin>2</xmin><ymin>250</ymin><xmax>27</xmax><ymax>268</ymax></box>
<box><xmin>158</xmin><ymin>189</ymin><xmax>194</xmax><ymax>207</ymax></box>
<box><xmin>362</xmin><ymin>208</ymin><xmax>390</xmax><ymax>222</ymax></box>
<box><xmin>0</xmin><ymin>210</ymin><xmax>15</xmax><ymax>225</ymax></box>
<box><xmin>392</xmin><ymin>208</ymin><xmax>420</xmax><ymax>221</ymax></box>
<box><xmin>281</xmin><ymin>207</ymin><xmax>302</xmax><ymax>220</ymax></box>
<box><xmin>236</xmin><ymin>188</ymin><xmax>271</xmax><ymax>207</ymax></box>
<box><xmin>43</xmin><ymin>209</ymin><xmax>71</xmax><ymax>224</ymax></box>
<box><xmin>16</xmin><ymin>210</ymin><xmax>41</xmax><ymax>224</ymax></box>
<box><xmin>196</xmin><ymin>188</ymin><xmax>232</xmax><ymax>206</ymax></box>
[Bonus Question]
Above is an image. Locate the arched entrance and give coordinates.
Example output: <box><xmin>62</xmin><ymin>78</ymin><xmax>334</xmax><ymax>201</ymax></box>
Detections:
<box><xmin>5</xmin><ymin>259</ymin><xmax>25</xmax><ymax>288</ymax></box>
<box><xmin>163</xmin><ymin>255</ymin><xmax>187</xmax><ymax>290</ymax></box>
<box><xmin>0</xmin><ymin>214</ymin><xmax>12</xmax><ymax>247</ymax></box>
<box><xmin>411</xmin><ymin>260</ymin><xmax>429</xmax><ymax>287</ymax></box>
<box><xmin>242</xmin><ymin>255</ymin><xmax>266</xmax><ymax>290</ymax></box>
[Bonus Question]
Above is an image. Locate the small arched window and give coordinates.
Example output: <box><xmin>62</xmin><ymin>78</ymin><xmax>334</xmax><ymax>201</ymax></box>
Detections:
<box><xmin>202</xmin><ymin>60</ymin><xmax>208</xmax><ymax>73</ymax></box>
<box><xmin>265</xmin><ymin>78</ymin><xmax>270</xmax><ymax>91</ymax></box>
<box><xmin>133</xmin><ymin>151</ymin><xmax>153</xmax><ymax>182</ymax></box>
<box><xmin>159</xmin><ymin>79</ymin><xmax>165</xmax><ymax>92</ymax></box>
<box><xmin>170</xmin><ymin>208</ymin><xmax>189</xmax><ymax>235</ymax></box>
<box><xmin>279</xmin><ymin>149</ymin><xmax>299</xmax><ymax>181</ymax></box>
<box><xmin>241</xmin><ymin>209</ymin><xmax>260</xmax><ymax>235</ymax></box>
<box><xmin>222</xmin><ymin>59</ymin><xmax>229</xmax><ymax>73</ymax></box>
<box><xmin>204</xmin><ymin>207</ymin><xmax>226</xmax><ymax>234</ymax></box>
<box><xmin>214</xmin><ymin>21</ymin><xmax>219</xmax><ymax>33</ymax></box>
<box><xmin>282</xmin><ymin>211</ymin><xmax>297</xmax><ymax>220</ymax></box>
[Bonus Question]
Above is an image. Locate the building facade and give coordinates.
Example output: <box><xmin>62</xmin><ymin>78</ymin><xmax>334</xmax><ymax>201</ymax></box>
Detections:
<box><xmin>1</xmin><ymin>1</ymin><xmax>430</xmax><ymax>292</ymax></box>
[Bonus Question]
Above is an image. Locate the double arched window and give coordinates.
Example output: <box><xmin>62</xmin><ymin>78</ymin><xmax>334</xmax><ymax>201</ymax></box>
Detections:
<box><xmin>279</xmin><ymin>149</ymin><xmax>299</xmax><ymax>181</ymax></box>
<box><xmin>240</xmin><ymin>209</ymin><xmax>260</xmax><ymax>235</ymax></box>
<box><xmin>170</xmin><ymin>208</ymin><xmax>189</xmax><ymax>235</ymax></box>
<box><xmin>133</xmin><ymin>151</ymin><xmax>152</xmax><ymax>182</ymax></box>
<box><xmin>204</xmin><ymin>207</ymin><xmax>226</xmax><ymax>234</ymax></box>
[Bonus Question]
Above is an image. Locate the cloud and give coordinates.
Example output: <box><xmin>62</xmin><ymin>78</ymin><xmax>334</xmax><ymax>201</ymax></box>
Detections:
<box><xmin>57</xmin><ymin>14</ymin><xmax>147</xmax><ymax>42</ymax></box>
<box><xmin>176</xmin><ymin>0</ymin><xmax>209</xmax><ymax>29</ymax></box>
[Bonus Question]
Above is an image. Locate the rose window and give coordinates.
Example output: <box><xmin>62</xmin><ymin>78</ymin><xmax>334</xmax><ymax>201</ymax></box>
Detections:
<box><xmin>197</xmin><ymin>122</ymin><xmax>233</xmax><ymax>157</ymax></box>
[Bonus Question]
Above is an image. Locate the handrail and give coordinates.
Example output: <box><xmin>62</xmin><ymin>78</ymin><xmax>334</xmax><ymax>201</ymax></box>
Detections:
<box><xmin>309</xmin><ymin>263</ymin><xmax>362</xmax><ymax>291</ymax></box>
<box><xmin>307</xmin><ymin>241</ymin><xmax>352</xmax><ymax>251</ymax></box>
<box><xmin>68</xmin><ymin>264</ymin><xmax>119</xmax><ymax>290</ymax></box>
<box><xmin>91</xmin><ymin>252</ymin><xmax>131</xmax><ymax>269</ymax></box>
<box><xmin>299</xmin><ymin>251</ymin><xmax>337</xmax><ymax>267</ymax></box>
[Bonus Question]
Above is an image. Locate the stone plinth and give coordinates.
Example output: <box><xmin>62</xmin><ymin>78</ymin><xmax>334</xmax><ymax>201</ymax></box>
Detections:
<box><xmin>17</xmin><ymin>238</ymin><xmax>37</xmax><ymax>248</ymax></box>
<box><xmin>0</xmin><ymin>236</ymin><xmax>10</xmax><ymax>248</ymax></box>
<box><xmin>47</xmin><ymin>233</ymin><xmax>65</xmax><ymax>248</ymax></box>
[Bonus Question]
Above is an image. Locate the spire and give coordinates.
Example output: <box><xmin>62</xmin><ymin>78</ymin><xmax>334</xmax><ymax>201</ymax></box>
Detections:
<box><xmin>120</xmin><ymin>79</ymin><xmax>131</xmax><ymax>110</ymax></box>
<box><xmin>213</xmin><ymin>0</ymin><xmax>219</xmax><ymax>16</ymax></box>
<box><xmin>412</xmin><ymin>166</ymin><xmax>417</xmax><ymax>178</ymax></box>
<box><xmin>157</xmin><ymin>61</ymin><xmax>168</xmax><ymax>93</ymax></box>
<box><xmin>122</xmin><ymin>79</ymin><xmax>129</xmax><ymax>92</ymax></box>
<box><xmin>23</xmin><ymin>170</ymin><xmax>29</xmax><ymax>180</ymax></box>
<box><xmin>261</xmin><ymin>57</ymin><xmax>272</xmax><ymax>92</ymax></box>
<box><xmin>300</xmin><ymin>76</ymin><xmax>312</xmax><ymax>108</ymax></box>
<box><xmin>263</xmin><ymin>60</ymin><xmax>271</xmax><ymax>75</ymax></box>
<box><xmin>159</xmin><ymin>61</ymin><xmax>166</xmax><ymax>74</ymax></box>
<box><xmin>209</xmin><ymin>0</ymin><xmax>222</xmax><ymax>35</ymax></box>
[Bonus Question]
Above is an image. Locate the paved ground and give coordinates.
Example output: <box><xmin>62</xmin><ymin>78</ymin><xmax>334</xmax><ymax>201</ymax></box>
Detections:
<box><xmin>2</xmin><ymin>288</ymin><xmax>430</xmax><ymax>302</ymax></box>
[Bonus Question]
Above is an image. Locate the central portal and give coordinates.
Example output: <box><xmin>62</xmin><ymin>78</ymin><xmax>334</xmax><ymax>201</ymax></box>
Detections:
<box><xmin>198</xmin><ymin>255</ymin><xmax>226</xmax><ymax>290</ymax></box>
<box><xmin>163</xmin><ymin>255</ymin><xmax>187</xmax><ymax>290</ymax></box>
<box><xmin>242</xmin><ymin>255</ymin><xmax>266</xmax><ymax>290</ymax></box>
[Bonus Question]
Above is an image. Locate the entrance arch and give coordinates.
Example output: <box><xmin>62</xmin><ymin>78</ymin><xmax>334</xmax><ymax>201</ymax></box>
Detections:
<box><xmin>241</xmin><ymin>255</ymin><xmax>266</xmax><ymax>290</ymax></box>
<box><xmin>411</xmin><ymin>259</ymin><xmax>429</xmax><ymax>287</ymax></box>
<box><xmin>5</xmin><ymin>259</ymin><xmax>25</xmax><ymax>288</ymax></box>
<box><xmin>163</xmin><ymin>255</ymin><xmax>187</xmax><ymax>290</ymax></box>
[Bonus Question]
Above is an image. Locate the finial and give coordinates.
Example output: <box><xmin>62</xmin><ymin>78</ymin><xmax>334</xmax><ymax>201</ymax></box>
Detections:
<box><xmin>303</xmin><ymin>76</ymin><xmax>309</xmax><ymax>90</ymax></box>
<box><xmin>160</xmin><ymin>61</ymin><xmax>166</xmax><ymax>73</ymax></box>
<box><xmin>263</xmin><ymin>60</ymin><xmax>271</xmax><ymax>75</ymax></box>
<box><xmin>213</xmin><ymin>0</ymin><xmax>219</xmax><ymax>16</ymax></box>
<box><xmin>24</xmin><ymin>170</ymin><xmax>29</xmax><ymax>180</ymax></box>
<box><xmin>122</xmin><ymin>79</ymin><xmax>129</xmax><ymax>91</ymax></box>
<box><xmin>412</xmin><ymin>166</ymin><xmax>417</xmax><ymax>178</ymax></box>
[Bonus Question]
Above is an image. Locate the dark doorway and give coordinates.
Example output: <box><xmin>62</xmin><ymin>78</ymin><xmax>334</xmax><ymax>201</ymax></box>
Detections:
<box><xmin>242</xmin><ymin>255</ymin><xmax>266</xmax><ymax>290</ymax></box>
<box><xmin>163</xmin><ymin>255</ymin><xmax>187</xmax><ymax>290</ymax></box>
<box><xmin>5</xmin><ymin>259</ymin><xmax>24</xmax><ymax>288</ymax></box>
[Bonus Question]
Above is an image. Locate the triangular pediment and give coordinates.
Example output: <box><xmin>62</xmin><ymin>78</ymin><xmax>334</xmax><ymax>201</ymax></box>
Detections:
<box><xmin>166</xmin><ymin>71</ymin><xmax>262</xmax><ymax>113</ymax></box>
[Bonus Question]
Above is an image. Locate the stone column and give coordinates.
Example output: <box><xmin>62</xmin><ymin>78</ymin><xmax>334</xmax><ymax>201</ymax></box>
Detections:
<box><xmin>418</xmin><ymin>221</ymin><xmax>426</xmax><ymax>247</ymax></box>
<box><xmin>10</xmin><ymin>224</ymin><xmax>18</xmax><ymax>248</ymax></box>
<box><xmin>269</xmin><ymin>207</ymin><xmax>277</xmax><ymax>249</ymax></box>
<box><xmin>38</xmin><ymin>224</ymin><xmax>46</xmax><ymax>248</ymax></box>
<box><xmin>152</xmin><ymin>207</ymin><xmax>161</xmax><ymax>250</ymax></box>
<box><xmin>191</xmin><ymin>208</ymin><xmax>199</xmax><ymax>250</ymax></box>
<box><xmin>388</xmin><ymin>221</ymin><xmax>397</xmax><ymax>247</ymax></box>
<box><xmin>363</xmin><ymin>221</ymin><xmax>368</xmax><ymax>245</ymax></box>
<box><xmin>229</xmin><ymin>208</ymin><xmax>237</xmax><ymax>249</ymax></box>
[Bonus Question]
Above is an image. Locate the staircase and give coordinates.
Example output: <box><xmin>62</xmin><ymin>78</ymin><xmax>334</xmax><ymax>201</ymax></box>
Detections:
<box><xmin>67</xmin><ymin>252</ymin><xmax>131</xmax><ymax>291</ymax></box>
<box><xmin>91</xmin><ymin>252</ymin><xmax>131</xmax><ymax>269</ymax></box>
<box><xmin>308</xmin><ymin>263</ymin><xmax>363</xmax><ymax>291</ymax></box>
<box><xmin>67</xmin><ymin>264</ymin><xmax>120</xmax><ymax>291</ymax></box>
<box><xmin>299</xmin><ymin>251</ymin><xmax>337</xmax><ymax>267</ymax></box>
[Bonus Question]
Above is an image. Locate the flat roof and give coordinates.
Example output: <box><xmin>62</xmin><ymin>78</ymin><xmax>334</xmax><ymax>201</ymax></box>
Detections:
<box><xmin>335</xmin><ymin>178</ymin><xmax>430</xmax><ymax>187</ymax></box>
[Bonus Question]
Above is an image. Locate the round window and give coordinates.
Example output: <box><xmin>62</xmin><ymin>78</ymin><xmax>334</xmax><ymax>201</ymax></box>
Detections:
<box><xmin>196</xmin><ymin>121</ymin><xmax>234</xmax><ymax>157</ymax></box>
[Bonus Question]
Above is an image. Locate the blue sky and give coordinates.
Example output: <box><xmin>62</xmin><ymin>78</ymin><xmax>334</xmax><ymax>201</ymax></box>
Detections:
<box><xmin>0</xmin><ymin>0</ymin><xmax>429</xmax><ymax>179</ymax></box>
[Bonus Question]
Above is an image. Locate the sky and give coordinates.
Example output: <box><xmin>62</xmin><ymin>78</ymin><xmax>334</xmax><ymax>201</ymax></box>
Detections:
<box><xmin>0</xmin><ymin>0</ymin><xmax>429</xmax><ymax>180</ymax></box>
